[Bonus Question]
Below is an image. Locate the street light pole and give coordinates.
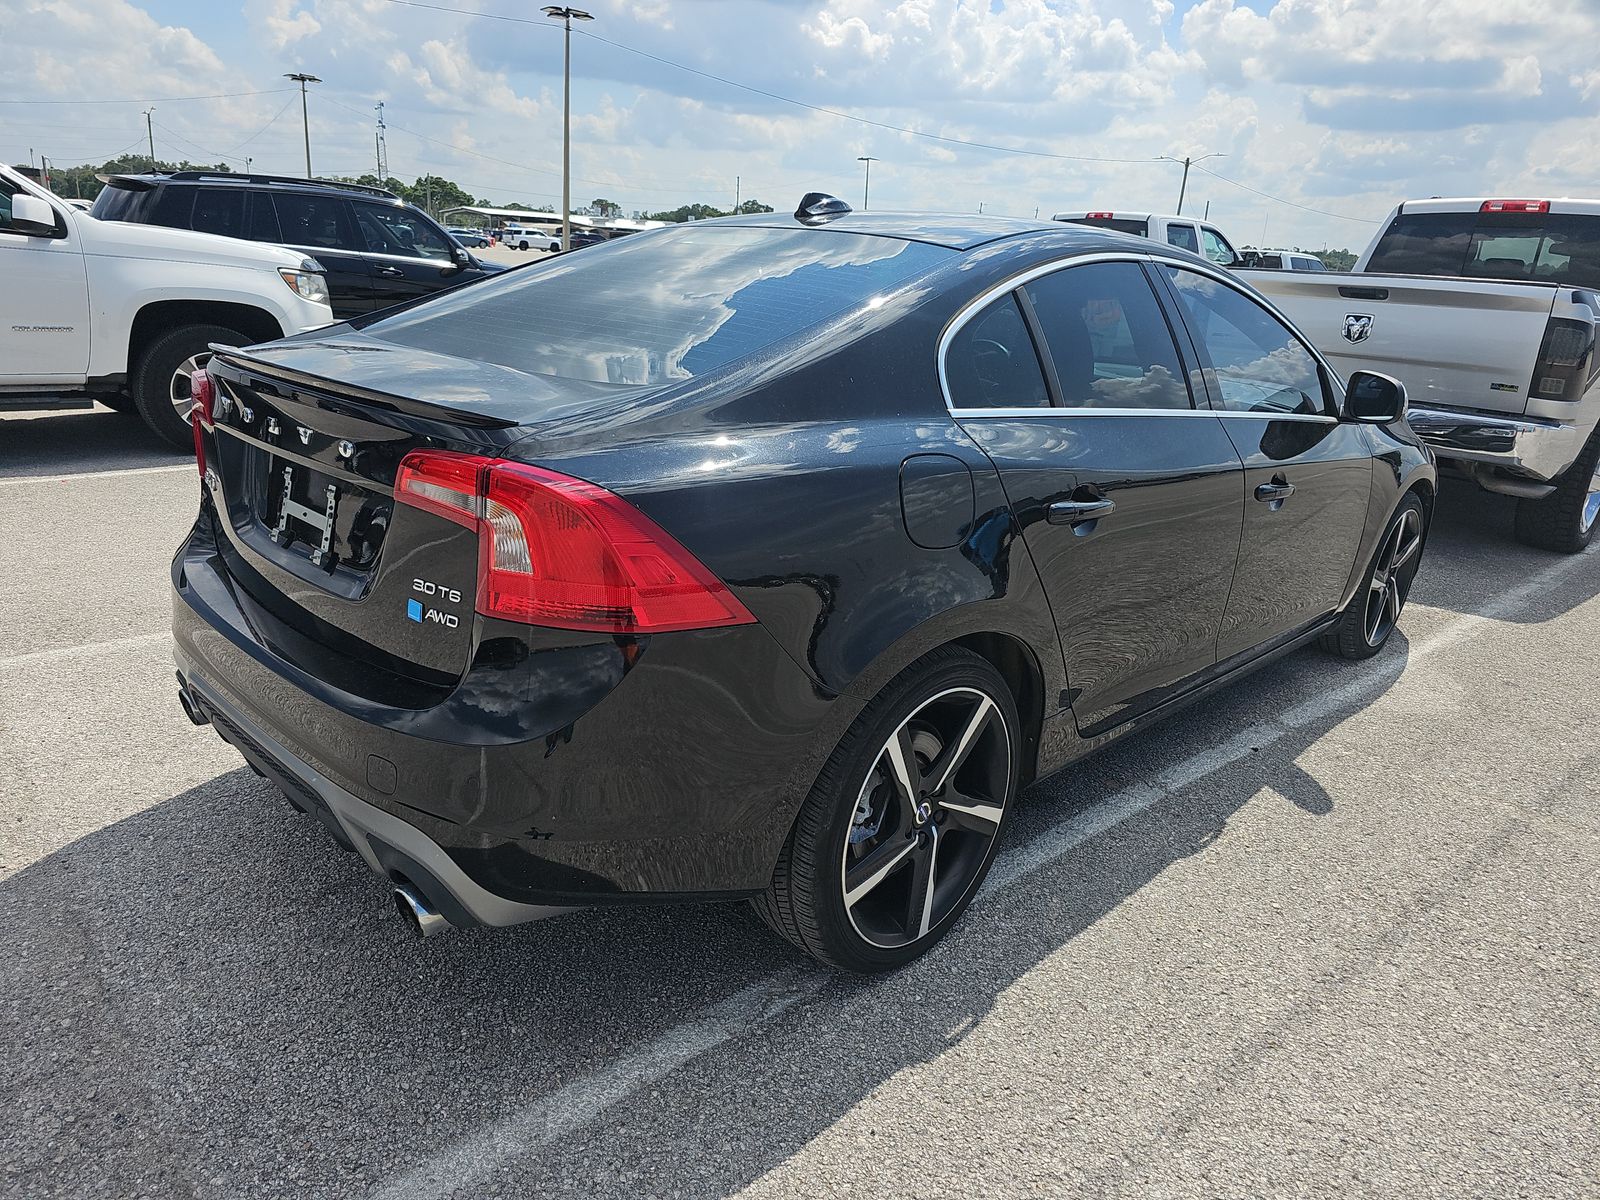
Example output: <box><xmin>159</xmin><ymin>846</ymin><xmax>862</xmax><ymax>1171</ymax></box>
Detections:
<box><xmin>284</xmin><ymin>72</ymin><xmax>321</xmax><ymax>177</ymax></box>
<box><xmin>1163</xmin><ymin>152</ymin><xmax>1226</xmax><ymax>215</ymax></box>
<box><xmin>857</xmin><ymin>156</ymin><xmax>877</xmax><ymax>211</ymax></box>
<box><xmin>144</xmin><ymin>108</ymin><xmax>156</xmax><ymax>169</ymax></box>
<box><xmin>543</xmin><ymin>6</ymin><xmax>593</xmax><ymax>251</ymax></box>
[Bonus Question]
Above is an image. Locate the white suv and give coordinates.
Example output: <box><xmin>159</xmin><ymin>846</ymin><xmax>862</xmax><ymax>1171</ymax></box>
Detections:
<box><xmin>0</xmin><ymin>164</ymin><xmax>333</xmax><ymax>446</ymax></box>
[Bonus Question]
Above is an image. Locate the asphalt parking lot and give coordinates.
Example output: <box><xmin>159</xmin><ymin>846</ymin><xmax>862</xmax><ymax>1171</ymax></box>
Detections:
<box><xmin>2</xmin><ymin>405</ymin><xmax>1597</xmax><ymax>1199</ymax></box>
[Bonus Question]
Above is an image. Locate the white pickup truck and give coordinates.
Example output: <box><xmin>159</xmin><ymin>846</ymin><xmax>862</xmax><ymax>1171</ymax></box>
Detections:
<box><xmin>0</xmin><ymin>163</ymin><xmax>334</xmax><ymax>447</ymax></box>
<box><xmin>1245</xmin><ymin>197</ymin><xmax>1600</xmax><ymax>552</ymax></box>
<box><xmin>1054</xmin><ymin>210</ymin><xmax>1245</xmax><ymax>267</ymax></box>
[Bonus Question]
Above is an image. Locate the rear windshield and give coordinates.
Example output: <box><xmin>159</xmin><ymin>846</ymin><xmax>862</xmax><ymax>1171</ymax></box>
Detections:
<box><xmin>360</xmin><ymin>226</ymin><xmax>952</xmax><ymax>386</ymax></box>
<box><xmin>90</xmin><ymin>182</ymin><xmax>154</xmax><ymax>222</ymax></box>
<box><xmin>1366</xmin><ymin>211</ymin><xmax>1600</xmax><ymax>288</ymax></box>
<box><xmin>1062</xmin><ymin>217</ymin><xmax>1149</xmax><ymax>237</ymax></box>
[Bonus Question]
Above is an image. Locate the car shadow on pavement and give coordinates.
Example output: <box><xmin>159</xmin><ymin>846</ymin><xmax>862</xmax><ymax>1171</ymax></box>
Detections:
<box><xmin>0</xmin><ymin>631</ymin><xmax>1405</xmax><ymax>1197</ymax></box>
<box><xmin>0</xmin><ymin>406</ymin><xmax>185</xmax><ymax>479</ymax></box>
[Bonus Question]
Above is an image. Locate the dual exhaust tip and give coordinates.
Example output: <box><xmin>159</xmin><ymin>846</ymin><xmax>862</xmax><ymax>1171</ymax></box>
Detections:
<box><xmin>393</xmin><ymin>880</ymin><xmax>453</xmax><ymax>939</ymax></box>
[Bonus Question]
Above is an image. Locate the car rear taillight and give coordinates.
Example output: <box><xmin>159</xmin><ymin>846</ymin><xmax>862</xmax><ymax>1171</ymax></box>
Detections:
<box><xmin>1530</xmin><ymin>317</ymin><xmax>1596</xmax><ymax>401</ymax></box>
<box><xmin>394</xmin><ymin>451</ymin><xmax>757</xmax><ymax>634</ymax></box>
<box><xmin>190</xmin><ymin>368</ymin><xmax>215</xmax><ymax>477</ymax></box>
<box><xmin>1085</xmin><ymin>211</ymin><xmax>1115</xmax><ymax>219</ymax></box>
<box><xmin>1481</xmin><ymin>199</ymin><xmax>1550</xmax><ymax>214</ymax></box>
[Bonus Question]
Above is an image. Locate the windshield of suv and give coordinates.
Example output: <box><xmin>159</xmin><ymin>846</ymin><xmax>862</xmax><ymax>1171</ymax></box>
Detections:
<box><xmin>1367</xmin><ymin>210</ymin><xmax>1600</xmax><ymax>288</ymax></box>
<box><xmin>361</xmin><ymin>226</ymin><xmax>953</xmax><ymax>386</ymax></box>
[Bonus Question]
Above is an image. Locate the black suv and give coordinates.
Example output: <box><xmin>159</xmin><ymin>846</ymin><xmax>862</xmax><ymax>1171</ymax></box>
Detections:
<box><xmin>91</xmin><ymin>172</ymin><xmax>502</xmax><ymax>319</ymax></box>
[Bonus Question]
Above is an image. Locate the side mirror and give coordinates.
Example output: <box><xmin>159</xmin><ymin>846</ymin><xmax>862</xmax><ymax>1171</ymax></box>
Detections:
<box><xmin>10</xmin><ymin>193</ymin><xmax>62</xmax><ymax>237</ymax></box>
<box><xmin>1344</xmin><ymin>370</ymin><xmax>1407</xmax><ymax>424</ymax></box>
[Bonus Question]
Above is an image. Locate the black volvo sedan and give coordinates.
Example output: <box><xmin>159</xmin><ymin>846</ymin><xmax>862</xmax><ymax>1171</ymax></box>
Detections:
<box><xmin>173</xmin><ymin>196</ymin><xmax>1434</xmax><ymax>972</ymax></box>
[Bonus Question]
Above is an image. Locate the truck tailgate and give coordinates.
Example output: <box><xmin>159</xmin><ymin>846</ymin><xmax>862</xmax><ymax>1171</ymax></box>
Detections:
<box><xmin>1246</xmin><ymin>272</ymin><xmax>1559</xmax><ymax>416</ymax></box>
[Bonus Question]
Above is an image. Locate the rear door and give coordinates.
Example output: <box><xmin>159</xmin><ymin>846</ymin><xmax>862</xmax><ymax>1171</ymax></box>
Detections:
<box><xmin>1160</xmin><ymin>264</ymin><xmax>1372</xmax><ymax>658</ymax></box>
<box><xmin>948</xmin><ymin>256</ymin><xmax>1246</xmax><ymax>736</ymax></box>
<box><xmin>350</xmin><ymin>200</ymin><xmax>482</xmax><ymax>309</ymax></box>
<box><xmin>267</xmin><ymin>191</ymin><xmax>377</xmax><ymax>320</ymax></box>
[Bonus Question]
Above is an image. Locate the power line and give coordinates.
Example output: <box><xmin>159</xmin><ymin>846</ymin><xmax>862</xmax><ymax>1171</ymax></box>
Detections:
<box><xmin>1192</xmin><ymin>164</ymin><xmax>1378</xmax><ymax>224</ymax></box>
<box><xmin>373</xmin><ymin>0</ymin><xmax>1163</xmax><ymax>166</ymax></box>
<box><xmin>0</xmin><ymin>88</ymin><xmax>296</xmax><ymax>105</ymax></box>
<box><xmin>232</xmin><ymin>96</ymin><xmax>300</xmax><ymax>154</ymax></box>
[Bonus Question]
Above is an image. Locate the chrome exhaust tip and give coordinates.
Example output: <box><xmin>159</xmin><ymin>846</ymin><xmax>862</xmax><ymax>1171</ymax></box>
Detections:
<box><xmin>392</xmin><ymin>881</ymin><xmax>451</xmax><ymax>939</ymax></box>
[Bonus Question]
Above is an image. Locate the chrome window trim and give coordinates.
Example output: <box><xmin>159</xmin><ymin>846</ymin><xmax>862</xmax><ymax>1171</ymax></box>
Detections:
<box><xmin>936</xmin><ymin>248</ymin><xmax>1347</xmax><ymax>422</ymax></box>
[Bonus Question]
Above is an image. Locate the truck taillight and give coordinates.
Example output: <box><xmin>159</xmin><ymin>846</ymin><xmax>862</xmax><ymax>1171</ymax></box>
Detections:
<box><xmin>1530</xmin><ymin>317</ymin><xmax>1596</xmax><ymax>401</ymax></box>
<box><xmin>190</xmin><ymin>369</ymin><xmax>215</xmax><ymax>477</ymax></box>
<box><xmin>394</xmin><ymin>451</ymin><xmax>756</xmax><ymax>634</ymax></box>
<box><xmin>1481</xmin><ymin>199</ymin><xmax>1550</xmax><ymax>214</ymax></box>
<box><xmin>1085</xmin><ymin>211</ymin><xmax>1115</xmax><ymax>219</ymax></box>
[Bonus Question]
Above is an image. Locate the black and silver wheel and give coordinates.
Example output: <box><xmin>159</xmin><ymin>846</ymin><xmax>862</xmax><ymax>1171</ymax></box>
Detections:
<box><xmin>755</xmin><ymin>647</ymin><xmax>1019</xmax><ymax>972</ymax></box>
<box><xmin>1514</xmin><ymin>425</ymin><xmax>1600</xmax><ymax>553</ymax></box>
<box><xmin>1321</xmin><ymin>493</ymin><xmax>1426</xmax><ymax>660</ymax></box>
<box><xmin>132</xmin><ymin>323</ymin><xmax>247</xmax><ymax>449</ymax></box>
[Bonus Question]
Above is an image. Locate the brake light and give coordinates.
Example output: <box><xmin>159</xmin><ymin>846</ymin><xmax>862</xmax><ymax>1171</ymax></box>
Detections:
<box><xmin>1480</xmin><ymin>199</ymin><xmax>1549</xmax><ymax>214</ymax></box>
<box><xmin>1085</xmin><ymin>211</ymin><xmax>1115</xmax><ymax>219</ymax></box>
<box><xmin>393</xmin><ymin>451</ymin><xmax>756</xmax><ymax>634</ymax></box>
<box><xmin>190</xmin><ymin>368</ymin><xmax>215</xmax><ymax>477</ymax></box>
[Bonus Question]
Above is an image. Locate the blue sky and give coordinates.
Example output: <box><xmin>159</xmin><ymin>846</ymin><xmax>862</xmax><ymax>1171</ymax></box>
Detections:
<box><xmin>4</xmin><ymin>0</ymin><xmax>1598</xmax><ymax>250</ymax></box>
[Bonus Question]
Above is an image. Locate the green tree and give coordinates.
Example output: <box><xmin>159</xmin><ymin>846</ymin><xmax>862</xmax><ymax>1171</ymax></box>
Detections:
<box><xmin>645</xmin><ymin>202</ymin><xmax>730</xmax><ymax>223</ymax></box>
<box><xmin>588</xmin><ymin>197</ymin><xmax>622</xmax><ymax>219</ymax></box>
<box><xmin>1315</xmin><ymin>247</ymin><xmax>1358</xmax><ymax>271</ymax></box>
<box><xmin>735</xmin><ymin>199</ymin><xmax>774</xmax><ymax>214</ymax></box>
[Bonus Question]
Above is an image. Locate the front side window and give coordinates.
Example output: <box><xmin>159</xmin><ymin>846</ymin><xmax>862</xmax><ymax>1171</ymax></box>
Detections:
<box><xmin>354</xmin><ymin>203</ymin><xmax>454</xmax><ymax>260</ymax></box>
<box><xmin>1201</xmin><ymin>227</ymin><xmax>1238</xmax><ymax>265</ymax></box>
<box><xmin>1164</xmin><ymin>267</ymin><xmax>1329</xmax><ymax>416</ymax></box>
<box><xmin>1166</xmin><ymin>224</ymin><xmax>1199</xmax><ymax>253</ymax></box>
<box><xmin>1023</xmin><ymin>261</ymin><xmax>1192</xmax><ymax>410</ymax></box>
<box><xmin>945</xmin><ymin>294</ymin><xmax>1050</xmax><ymax>409</ymax></box>
<box><xmin>272</xmin><ymin>193</ymin><xmax>358</xmax><ymax>252</ymax></box>
<box><xmin>0</xmin><ymin>177</ymin><xmax>15</xmax><ymax>229</ymax></box>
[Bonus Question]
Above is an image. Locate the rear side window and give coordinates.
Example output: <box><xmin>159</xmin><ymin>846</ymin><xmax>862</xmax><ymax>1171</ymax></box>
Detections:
<box><xmin>363</xmin><ymin>226</ymin><xmax>952</xmax><ymax>387</ymax></box>
<box><xmin>273</xmin><ymin>193</ymin><xmax>358</xmax><ymax>251</ymax></box>
<box><xmin>190</xmin><ymin>188</ymin><xmax>247</xmax><ymax>238</ymax></box>
<box><xmin>1166</xmin><ymin>224</ymin><xmax>1199</xmax><ymax>253</ymax></box>
<box><xmin>1024</xmin><ymin>262</ymin><xmax>1191</xmax><ymax>410</ymax></box>
<box><xmin>945</xmin><ymin>295</ymin><xmax>1050</xmax><ymax>410</ymax></box>
<box><xmin>1164</xmin><ymin>267</ymin><xmax>1328</xmax><ymax>417</ymax></box>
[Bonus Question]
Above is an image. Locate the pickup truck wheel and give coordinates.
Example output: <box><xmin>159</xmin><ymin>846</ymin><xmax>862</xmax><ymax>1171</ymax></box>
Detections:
<box><xmin>132</xmin><ymin>323</ymin><xmax>245</xmax><ymax>449</ymax></box>
<box><xmin>1320</xmin><ymin>494</ymin><xmax>1427</xmax><ymax>661</ymax></box>
<box><xmin>1513</xmin><ymin>426</ymin><xmax>1600</xmax><ymax>553</ymax></box>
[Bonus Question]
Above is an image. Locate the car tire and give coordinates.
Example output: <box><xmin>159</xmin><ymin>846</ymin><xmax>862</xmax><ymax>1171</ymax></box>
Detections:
<box><xmin>1320</xmin><ymin>492</ymin><xmax>1427</xmax><ymax>660</ymax></box>
<box><xmin>517</xmin><ymin>240</ymin><xmax>529</xmax><ymax>251</ymax></box>
<box><xmin>132</xmin><ymin>323</ymin><xmax>248</xmax><ymax>449</ymax></box>
<box><xmin>754</xmin><ymin>646</ymin><xmax>1020</xmax><ymax>973</ymax></box>
<box><xmin>1513</xmin><ymin>425</ymin><xmax>1600</xmax><ymax>554</ymax></box>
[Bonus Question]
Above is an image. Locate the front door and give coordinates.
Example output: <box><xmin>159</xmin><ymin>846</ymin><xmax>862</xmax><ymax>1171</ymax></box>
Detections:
<box><xmin>947</xmin><ymin>257</ymin><xmax>1246</xmax><ymax>736</ymax></box>
<box><xmin>350</xmin><ymin>200</ymin><xmax>476</xmax><ymax>310</ymax></box>
<box><xmin>267</xmin><ymin>191</ymin><xmax>376</xmax><ymax>319</ymax></box>
<box><xmin>1160</xmin><ymin>265</ymin><xmax>1372</xmax><ymax>659</ymax></box>
<box><xmin>0</xmin><ymin>180</ymin><xmax>89</xmax><ymax>383</ymax></box>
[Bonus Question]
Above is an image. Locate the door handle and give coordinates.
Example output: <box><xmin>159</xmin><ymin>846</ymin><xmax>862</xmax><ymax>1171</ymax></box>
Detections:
<box><xmin>1047</xmin><ymin>497</ymin><xmax>1116</xmax><ymax>525</ymax></box>
<box><xmin>374</xmin><ymin>265</ymin><xmax>404</xmax><ymax>277</ymax></box>
<box><xmin>1254</xmin><ymin>480</ymin><xmax>1296</xmax><ymax>506</ymax></box>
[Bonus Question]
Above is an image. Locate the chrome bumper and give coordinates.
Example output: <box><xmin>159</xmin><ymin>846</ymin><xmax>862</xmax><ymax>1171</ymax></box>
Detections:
<box><xmin>1406</xmin><ymin>406</ymin><xmax>1588</xmax><ymax>488</ymax></box>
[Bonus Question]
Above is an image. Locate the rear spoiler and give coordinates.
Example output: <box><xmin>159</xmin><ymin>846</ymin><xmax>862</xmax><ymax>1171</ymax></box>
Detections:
<box><xmin>208</xmin><ymin>347</ymin><xmax>520</xmax><ymax>430</ymax></box>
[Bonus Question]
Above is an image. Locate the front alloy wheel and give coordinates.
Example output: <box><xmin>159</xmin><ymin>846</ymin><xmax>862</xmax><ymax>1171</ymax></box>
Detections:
<box><xmin>1321</xmin><ymin>492</ymin><xmax>1427</xmax><ymax>660</ymax></box>
<box><xmin>755</xmin><ymin>647</ymin><xmax>1019</xmax><ymax>972</ymax></box>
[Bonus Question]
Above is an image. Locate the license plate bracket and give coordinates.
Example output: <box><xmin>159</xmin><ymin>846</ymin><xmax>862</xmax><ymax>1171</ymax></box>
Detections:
<box><xmin>271</xmin><ymin>463</ymin><xmax>340</xmax><ymax>568</ymax></box>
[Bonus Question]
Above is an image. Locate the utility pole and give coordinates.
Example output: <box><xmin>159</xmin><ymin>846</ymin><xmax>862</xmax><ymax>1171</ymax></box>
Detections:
<box><xmin>245</xmin><ymin>157</ymin><xmax>252</xmax><ymax>174</ymax></box>
<box><xmin>374</xmin><ymin>101</ymin><xmax>388</xmax><ymax>184</ymax></box>
<box><xmin>144</xmin><ymin>109</ymin><xmax>156</xmax><ymax>169</ymax></box>
<box><xmin>1164</xmin><ymin>152</ymin><xmax>1225</xmax><ymax>215</ymax></box>
<box><xmin>284</xmin><ymin>72</ymin><xmax>321</xmax><ymax>177</ymax></box>
<box><xmin>543</xmin><ymin>7</ymin><xmax>594</xmax><ymax>251</ymax></box>
<box><xmin>734</xmin><ymin>174</ymin><xmax>740</xmax><ymax>216</ymax></box>
<box><xmin>857</xmin><ymin>156</ymin><xmax>877</xmax><ymax>211</ymax></box>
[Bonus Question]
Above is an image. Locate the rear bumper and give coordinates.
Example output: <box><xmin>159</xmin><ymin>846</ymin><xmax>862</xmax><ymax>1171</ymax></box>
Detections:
<box><xmin>172</xmin><ymin>516</ymin><xmax>845</xmax><ymax>916</ymax></box>
<box><xmin>1406</xmin><ymin>405</ymin><xmax>1588</xmax><ymax>488</ymax></box>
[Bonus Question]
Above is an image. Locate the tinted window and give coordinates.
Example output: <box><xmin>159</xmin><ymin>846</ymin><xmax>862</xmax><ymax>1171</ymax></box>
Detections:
<box><xmin>945</xmin><ymin>295</ymin><xmax>1049</xmax><ymax>410</ymax></box>
<box><xmin>0</xmin><ymin>177</ymin><xmax>14</xmax><ymax>228</ymax></box>
<box><xmin>1366</xmin><ymin>211</ymin><xmax>1600</xmax><ymax>288</ymax></box>
<box><xmin>1166</xmin><ymin>224</ymin><xmax>1199</xmax><ymax>253</ymax></box>
<box><xmin>1165</xmin><ymin>267</ymin><xmax>1327</xmax><ymax>416</ymax></box>
<box><xmin>1024</xmin><ymin>262</ymin><xmax>1191</xmax><ymax>410</ymax></box>
<box><xmin>272</xmin><ymin>193</ymin><xmax>358</xmax><ymax>252</ymax></box>
<box><xmin>89</xmin><ymin>183</ymin><xmax>153</xmax><ymax>223</ymax></box>
<box><xmin>1063</xmin><ymin>217</ymin><xmax>1149</xmax><ymax>237</ymax></box>
<box><xmin>1201</xmin><ymin>227</ymin><xmax>1238</xmax><ymax>265</ymax></box>
<box><xmin>364</xmin><ymin>226</ymin><xmax>951</xmax><ymax>387</ymax></box>
<box><xmin>190</xmin><ymin>188</ymin><xmax>246</xmax><ymax>238</ymax></box>
<box><xmin>1296</xmin><ymin>256</ymin><xmax>1327</xmax><ymax>272</ymax></box>
<box><xmin>353</xmin><ymin>202</ymin><xmax>454</xmax><ymax>260</ymax></box>
<box><xmin>245</xmin><ymin>192</ymin><xmax>281</xmax><ymax>242</ymax></box>
<box><xmin>1259</xmin><ymin>254</ymin><xmax>1284</xmax><ymax>269</ymax></box>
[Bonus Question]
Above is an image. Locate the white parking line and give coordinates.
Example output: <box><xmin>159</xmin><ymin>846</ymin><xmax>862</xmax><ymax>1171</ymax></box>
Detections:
<box><xmin>0</xmin><ymin>632</ymin><xmax>168</xmax><ymax>667</ymax></box>
<box><xmin>376</xmin><ymin>546</ymin><xmax>1596</xmax><ymax>1200</ymax></box>
<box><xmin>0</xmin><ymin>463</ymin><xmax>192</xmax><ymax>487</ymax></box>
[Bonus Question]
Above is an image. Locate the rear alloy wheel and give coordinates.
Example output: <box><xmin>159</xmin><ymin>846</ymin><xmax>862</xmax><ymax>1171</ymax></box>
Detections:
<box><xmin>755</xmin><ymin>648</ymin><xmax>1019</xmax><ymax>972</ymax></box>
<box><xmin>132</xmin><ymin>323</ymin><xmax>247</xmax><ymax>449</ymax></box>
<box><xmin>1321</xmin><ymin>494</ymin><xmax>1426</xmax><ymax>660</ymax></box>
<box><xmin>1514</xmin><ymin>425</ymin><xmax>1600</xmax><ymax>553</ymax></box>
